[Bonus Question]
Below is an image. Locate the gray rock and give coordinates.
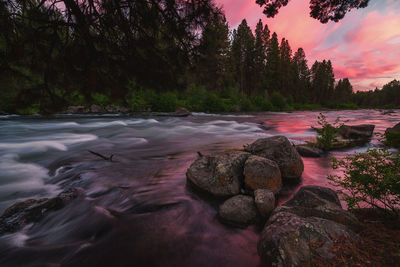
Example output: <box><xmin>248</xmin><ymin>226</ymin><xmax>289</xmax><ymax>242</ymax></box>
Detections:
<box><xmin>339</xmin><ymin>124</ymin><xmax>375</xmax><ymax>139</ymax></box>
<box><xmin>244</xmin><ymin>155</ymin><xmax>282</xmax><ymax>193</ymax></box>
<box><xmin>218</xmin><ymin>195</ymin><xmax>257</xmax><ymax>227</ymax></box>
<box><xmin>90</xmin><ymin>104</ymin><xmax>103</xmax><ymax>113</ymax></box>
<box><xmin>275</xmin><ymin>186</ymin><xmax>361</xmax><ymax>231</ymax></box>
<box><xmin>258</xmin><ymin>186</ymin><xmax>361</xmax><ymax>266</ymax></box>
<box><xmin>171</xmin><ymin>107</ymin><xmax>191</xmax><ymax>117</ymax></box>
<box><xmin>0</xmin><ymin>187</ymin><xmax>82</xmax><ymax>234</ymax></box>
<box><xmin>66</xmin><ymin>106</ymin><xmax>87</xmax><ymax>114</ymax></box>
<box><xmin>295</xmin><ymin>145</ymin><xmax>323</xmax><ymax>158</ymax></box>
<box><xmin>254</xmin><ymin>189</ymin><xmax>275</xmax><ymax>217</ymax></box>
<box><xmin>385</xmin><ymin>122</ymin><xmax>400</xmax><ymax>135</ymax></box>
<box><xmin>258</xmin><ymin>212</ymin><xmax>359</xmax><ymax>267</ymax></box>
<box><xmin>244</xmin><ymin>136</ymin><xmax>304</xmax><ymax>180</ymax></box>
<box><xmin>186</xmin><ymin>151</ymin><xmax>250</xmax><ymax>197</ymax></box>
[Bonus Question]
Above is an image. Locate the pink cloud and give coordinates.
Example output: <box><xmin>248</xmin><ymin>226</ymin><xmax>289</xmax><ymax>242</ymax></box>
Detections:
<box><xmin>215</xmin><ymin>0</ymin><xmax>400</xmax><ymax>91</ymax></box>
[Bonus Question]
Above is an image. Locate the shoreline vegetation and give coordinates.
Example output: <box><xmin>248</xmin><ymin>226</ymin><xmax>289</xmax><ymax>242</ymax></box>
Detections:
<box><xmin>2</xmin><ymin>1</ymin><xmax>400</xmax><ymax>115</ymax></box>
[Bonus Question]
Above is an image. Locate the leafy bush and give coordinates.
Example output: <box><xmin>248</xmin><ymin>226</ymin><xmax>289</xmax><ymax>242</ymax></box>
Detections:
<box><xmin>91</xmin><ymin>92</ymin><xmax>110</xmax><ymax>108</ymax></box>
<box><xmin>152</xmin><ymin>91</ymin><xmax>178</xmax><ymax>112</ymax></box>
<box><xmin>312</xmin><ymin>113</ymin><xmax>342</xmax><ymax>151</ymax></box>
<box><xmin>329</xmin><ymin>148</ymin><xmax>400</xmax><ymax>216</ymax></box>
<box><xmin>270</xmin><ymin>91</ymin><xmax>286</xmax><ymax>111</ymax></box>
<box><xmin>252</xmin><ymin>95</ymin><xmax>272</xmax><ymax>111</ymax></box>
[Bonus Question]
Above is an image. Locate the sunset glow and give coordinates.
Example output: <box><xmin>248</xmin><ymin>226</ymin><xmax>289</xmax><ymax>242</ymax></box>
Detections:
<box><xmin>215</xmin><ymin>0</ymin><xmax>400</xmax><ymax>91</ymax></box>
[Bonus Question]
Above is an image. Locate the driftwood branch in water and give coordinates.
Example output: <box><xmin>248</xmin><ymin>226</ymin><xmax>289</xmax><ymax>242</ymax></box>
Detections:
<box><xmin>88</xmin><ymin>150</ymin><xmax>114</xmax><ymax>162</ymax></box>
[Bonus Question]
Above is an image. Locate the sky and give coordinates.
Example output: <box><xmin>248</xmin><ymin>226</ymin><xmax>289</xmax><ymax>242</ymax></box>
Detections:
<box><xmin>214</xmin><ymin>0</ymin><xmax>400</xmax><ymax>91</ymax></box>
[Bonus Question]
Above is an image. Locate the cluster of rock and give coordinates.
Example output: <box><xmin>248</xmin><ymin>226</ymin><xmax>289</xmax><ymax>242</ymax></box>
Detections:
<box><xmin>66</xmin><ymin>105</ymin><xmax>130</xmax><ymax>114</ymax></box>
<box><xmin>0</xmin><ymin>188</ymin><xmax>82</xmax><ymax>234</ymax></box>
<box><xmin>186</xmin><ymin>136</ymin><xmax>304</xmax><ymax>227</ymax></box>
<box><xmin>186</xmin><ymin>135</ymin><xmax>363</xmax><ymax>266</ymax></box>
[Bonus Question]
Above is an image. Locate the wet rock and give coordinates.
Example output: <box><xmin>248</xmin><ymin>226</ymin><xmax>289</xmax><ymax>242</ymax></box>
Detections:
<box><xmin>258</xmin><ymin>186</ymin><xmax>361</xmax><ymax>266</ymax></box>
<box><xmin>339</xmin><ymin>124</ymin><xmax>375</xmax><ymax>139</ymax></box>
<box><xmin>171</xmin><ymin>107</ymin><xmax>191</xmax><ymax>117</ymax></box>
<box><xmin>254</xmin><ymin>189</ymin><xmax>275</xmax><ymax>218</ymax></box>
<box><xmin>295</xmin><ymin>145</ymin><xmax>323</xmax><ymax>158</ymax></box>
<box><xmin>258</xmin><ymin>212</ymin><xmax>359</xmax><ymax>267</ymax></box>
<box><xmin>218</xmin><ymin>195</ymin><xmax>257</xmax><ymax>227</ymax></box>
<box><xmin>66</xmin><ymin>106</ymin><xmax>87</xmax><ymax>114</ymax></box>
<box><xmin>90</xmin><ymin>104</ymin><xmax>103</xmax><ymax>113</ymax></box>
<box><xmin>275</xmin><ymin>186</ymin><xmax>361</xmax><ymax>231</ymax></box>
<box><xmin>104</xmin><ymin>106</ymin><xmax>130</xmax><ymax>113</ymax></box>
<box><xmin>0</xmin><ymin>187</ymin><xmax>82</xmax><ymax>234</ymax></box>
<box><xmin>244</xmin><ymin>136</ymin><xmax>304</xmax><ymax>180</ymax></box>
<box><xmin>331</xmin><ymin>136</ymin><xmax>370</xmax><ymax>149</ymax></box>
<box><xmin>186</xmin><ymin>151</ymin><xmax>250</xmax><ymax>197</ymax></box>
<box><xmin>243</xmin><ymin>155</ymin><xmax>282</xmax><ymax>193</ymax></box>
<box><xmin>385</xmin><ymin>122</ymin><xmax>400</xmax><ymax>135</ymax></box>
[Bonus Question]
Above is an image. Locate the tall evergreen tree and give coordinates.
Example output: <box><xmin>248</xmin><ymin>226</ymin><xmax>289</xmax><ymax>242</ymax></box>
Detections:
<box><xmin>279</xmin><ymin>38</ymin><xmax>293</xmax><ymax>96</ymax></box>
<box><xmin>230</xmin><ymin>19</ymin><xmax>255</xmax><ymax>95</ymax></box>
<box><xmin>334</xmin><ymin>78</ymin><xmax>353</xmax><ymax>103</ymax></box>
<box><xmin>293</xmin><ymin>48</ymin><xmax>311</xmax><ymax>102</ymax></box>
<box><xmin>195</xmin><ymin>13</ymin><xmax>231</xmax><ymax>91</ymax></box>
<box><xmin>265</xmin><ymin>32</ymin><xmax>280</xmax><ymax>94</ymax></box>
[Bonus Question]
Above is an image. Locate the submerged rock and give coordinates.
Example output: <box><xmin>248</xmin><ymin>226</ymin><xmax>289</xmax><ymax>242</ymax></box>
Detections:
<box><xmin>258</xmin><ymin>186</ymin><xmax>360</xmax><ymax>266</ymax></box>
<box><xmin>66</xmin><ymin>106</ymin><xmax>87</xmax><ymax>114</ymax></box>
<box><xmin>0</xmin><ymin>187</ymin><xmax>82</xmax><ymax>235</ymax></box>
<box><xmin>218</xmin><ymin>195</ymin><xmax>257</xmax><ymax>227</ymax></box>
<box><xmin>243</xmin><ymin>155</ymin><xmax>281</xmax><ymax>193</ymax></box>
<box><xmin>339</xmin><ymin>124</ymin><xmax>375</xmax><ymax>139</ymax></box>
<box><xmin>186</xmin><ymin>151</ymin><xmax>250</xmax><ymax>197</ymax></box>
<box><xmin>171</xmin><ymin>107</ymin><xmax>191</xmax><ymax>117</ymax></box>
<box><xmin>385</xmin><ymin>122</ymin><xmax>400</xmax><ymax>135</ymax></box>
<box><xmin>90</xmin><ymin>104</ymin><xmax>103</xmax><ymax>113</ymax></box>
<box><xmin>295</xmin><ymin>145</ymin><xmax>323</xmax><ymax>158</ymax></box>
<box><xmin>254</xmin><ymin>189</ymin><xmax>275</xmax><ymax>218</ymax></box>
<box><xmin>244</xmin><ymin>136</ymin><xmax>304</xmax><ymax>180</ymax></box>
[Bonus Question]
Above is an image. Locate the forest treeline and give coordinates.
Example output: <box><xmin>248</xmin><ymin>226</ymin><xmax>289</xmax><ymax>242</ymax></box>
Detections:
<box><xmin>0</xmin><ymin>0</ymin><xmax>398</xmax><ymax>114</ymax></box>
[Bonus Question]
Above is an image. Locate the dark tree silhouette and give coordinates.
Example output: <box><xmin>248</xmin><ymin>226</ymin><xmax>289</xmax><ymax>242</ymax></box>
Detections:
<box><xmin>256</xmin><ymin>0</ymin><xmax>370</xmax><ymax>23</ymax></box>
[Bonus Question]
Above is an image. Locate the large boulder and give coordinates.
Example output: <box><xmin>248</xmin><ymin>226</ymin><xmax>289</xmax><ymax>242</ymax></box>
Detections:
<box><xmin>218</xmin><ymin>195</ymin><xmax>257</xmax><ymax>227</ymax></box>
<box><xmin>0</xmin><ymin>187</ymin><xmax>82</xmax><ymax>234</ymax></box>
<box><xmin>295</xmin><ymin>145</ymin><xmax>323</xmax><ymax>158</ymax></box>
<box><xmin>385</xmin><ymin>122</ymin><xmax>400</xmax><ymax>135</ymax></box>
<box><xmin>244</xmin><ymin>136</ymin><xmax>304</xmax><ymax>180</ymax></box>
<box><xmin>339</xmin><ymin>124</ymin><xmax>375</xmax><ymax>139</ymax></box>
<box><xmin>186</xmin><ymin>151</ymin><xmax>250</xmax><ymax>197</ymax></box>
<box><xmin>243</xmin><ymin>155</ymin><xmax>281</xmax><ymax>193</ymax></box>
<box><xmin>258</xmin><ymin>186</ymin><xmax>361</xmax><ymax>266</ymax></box>
<box><xmin>254</xmin><ymin>189</ymin><xmax>275</xmax><ymax>218</ymax></box>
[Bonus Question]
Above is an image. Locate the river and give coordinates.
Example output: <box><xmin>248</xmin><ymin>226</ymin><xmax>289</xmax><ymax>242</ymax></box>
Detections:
<box><xmin>0</xmin><ymin>110</ymin><xmax>398</xmax><ymax>266</ymax></box>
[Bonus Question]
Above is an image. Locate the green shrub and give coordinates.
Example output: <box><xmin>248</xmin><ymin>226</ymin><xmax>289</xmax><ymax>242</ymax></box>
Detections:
<box><xmin>252</xmin><ymin>95</ymin><xmax>272</xmax><ymax>111</ymax></box>
<box><xmin>270</xmin><ymin>91</ymin><xmax>286</xmax><ymax>111</ymax></box>
<box><xmin>312</xmin><ymin>113</ymin><xmax>342</xmax><ymax>151</ymax></box>
<box><xmin>91</xmin><ymin>92</ymin><xmax>110</xmax><ymax>107</ymax></box>
<box><xmin>152</xmin><ymin>91</ymin><xmax>178</xmax><ymax>112</ymax></box>
<box><xmin>328</xmin><ymin>148</ymin><xmax>400</xmax><ymax>216</ymax></box>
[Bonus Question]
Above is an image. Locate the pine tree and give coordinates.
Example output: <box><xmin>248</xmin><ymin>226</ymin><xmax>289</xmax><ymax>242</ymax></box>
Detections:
<box><xmin>231</xmin><ymin>19</ymin><xmax>255</xmax><ymax>95</ymax></box>
<box><xmin>195</xmin><ymin>13</ymin><xmax>231</xmax><ymax>91</ymax></box>
<box><xmin>279</xmin><ymin>38</ymin><xmax>293</xmax><ymax>96</ymax></box>
<box><xmin>265</xmin><ymin>32</ymin><xmax>280</xmax><ymax>94</ymax></box>
<box><xmin>293</xmin><ymin>48</ymin><xmax>311</xmax><ymax>102</ymax></box>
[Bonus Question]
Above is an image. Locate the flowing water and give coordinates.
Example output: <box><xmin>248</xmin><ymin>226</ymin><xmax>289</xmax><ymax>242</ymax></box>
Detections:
<box><xmin>0</xmin><ymin>110</ymin><xmax>398</xmax><ymax>266</ymax></box>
